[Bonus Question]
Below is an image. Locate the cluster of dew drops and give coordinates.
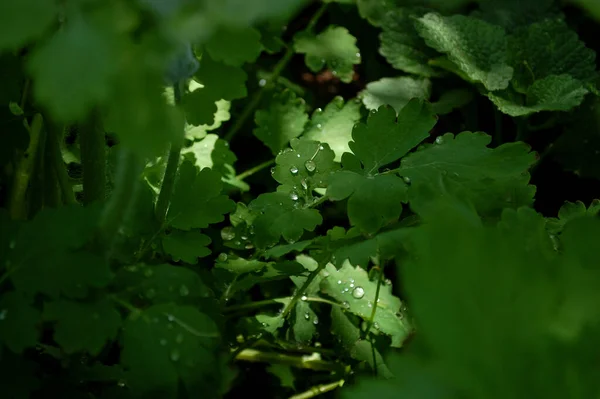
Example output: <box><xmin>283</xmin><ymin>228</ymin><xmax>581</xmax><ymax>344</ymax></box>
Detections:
<box><xmin>271</xmin><ymin>145</ymin><xmax>324</xmax><ymax>205</ymax></box>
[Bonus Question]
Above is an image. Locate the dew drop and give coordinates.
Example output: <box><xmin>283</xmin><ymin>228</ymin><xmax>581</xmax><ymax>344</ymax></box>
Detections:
<box><xmin>290</xmin><ymin>192</ymin><xmax>299</xmax><ymax>201</ymax></box>
<box><xmin>435</xmin><ymin>136</ymin><xmax>444</xmax><ymax>145</ymax></box>
<box><xmin>373</xmin><ymin>322</ymin><xmax>380</xmax><ymax>330</ymax></box>
<box><xmin>159</xmin><ymin>338</ymin><xmax>167</xmax><ymax>346</ymax></box>
<box><xmin>344</xmin><ymin>287</ymin><xmax>349</xmax><ymax>293</ymax></box>
<box><xmin>0</xmin><ymin>309</ymin><xmax>7</xmax><ymax>320</ymax></box>
<box><xmin>349</xmin><ymin>283</ymin><xmax>354</xmax><ymax>288</ymax></box>
<box><xmin>170</xmin><ymin>349</ymin><xmax>180</xmax><ymax>362</ymax></box>
<box><xmin>403</xmin><ymin>176</ymin><xmax>411</xmax><ymax>185</ymax></box>
<box><xmin>221</xmin><ymin>227</ymin><xmax>235</xmax><ymax>241</ymax></box>
<box><xmin>342</xmin><ymin>301</ymin><xmax>350</xmax><ymax>309</ymax></box>
<box><xmin>301</xmin><ymin>295</ymin><xmax>308</xmax><ymax>301</ymax></box>
<box><xmin>270</xmin><ymin>167</ymin><xmax>276</xmax><ymax>175</ymax></box>
<box><xmin>313</xmin><ymin>317</ymin><xmax>319</xmax><ymax>325</ymax></box>
<box><xmin>315</xmin><ymin>107</ymin><xmax>323</xmax><ymax>113</ymax></box>
<box><xmin>337</xmin><ymin>280</ymin><xmax>342</xmax><ymax>285</ymax></box>
<box><xmin>352</xmin><ymin>286</ymin><xmax>365</xmax><ymax>299</ymax></box>
<box><xmin>304</xmin><ymin>160</ymin><xmax>317</xmax><ymax>173</ymax></box>
<box><xmin>167</xmin><ymin>314</ymin><xmax>175</xmax><ymax>322</ymax></box>
<box><xmin>179</xmin><ymin>285</ymin><xmax>189</xmax><ymax>297</ymax></box>
<box><xmin>319</xmin><ymin>144</ymin><xmax>324</xmax><ymax>150</ymax></box>
<box><xmin>304</xmin><ymin>312</ymin><xmax>310</xmax><ymax>320</ymax></box>
<box><xmin>218</xmin><ymin>253</ymin><xmax>228</xmax><ymax>262</ymax></box>
<box><xmin>301</xmin><ymin>179</ymin><xmax>308</xmax><ymax>190</ymax></box>
<box><xmin>367</xmin><ymin>301</ymin><xmax>372</xmax><ymax>308</ymax></box>
<box><xmin>290</xmin><ymin>166</ymin><xmax>299</xmax><ymax>175</ymax></box>
<box><xmin>258</xmin><ymin>78</ymin><xmax>267</xmax><ymax>87</ymax></box>
<box><xmin>316</xmin><ymin>123</ymin><xmax>323</xmax><ymax>129</ymax></box>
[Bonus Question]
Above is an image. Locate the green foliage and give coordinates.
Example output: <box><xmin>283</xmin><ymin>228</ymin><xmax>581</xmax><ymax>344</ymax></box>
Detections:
<box><xmin>1</xmin><ymin>0</ymin><xmax>599</xmax><ymax>398</ymax></box>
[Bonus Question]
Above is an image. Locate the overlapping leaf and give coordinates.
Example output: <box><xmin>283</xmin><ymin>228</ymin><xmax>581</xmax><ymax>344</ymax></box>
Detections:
<box><xmin>204</xmin><ymin>26</ymin><xmax>263</xmax><ymax>67</ymax></box>
<box><xmin>294</xmin><ymin>26</ymin><xmax>361</xmax><ymax>83</ymax></box>
<box><xmin>400</xmin><ymin>131</ymin><xmax>537</xmax><ymax>215</ymax></box>
<box><xmin>0</xmin><ymin>292</ymin><xmax>40</xmax><ymax>353</ymax></box>
<box><xmin>254</xmin><ymin>90</ymin><xmax>309</xmax><ymax>155</ymax></box>
<box><xmin>43</xmin><ymin>299</ymin><xmax>121</xmax><ymax>355</ymax></box>
<box><xmin>320</xmin><ymin>261</ymin><xmax>412</xmax><ymax>347</ymax></box>
<box><xmin>360</xmin><ymin>76</ymin><xmax>431</xmax><ymax>114</ymax></box>
<box><xmin>162</xmin><ymin>230</ymin><xmax>212</xmax><ymax>264</ymax></box>
<box><xmin>121</xmin><ymin>304</ymin><xmax>221</xmax><ymax>396</ymax></box>
<box><xmin>415</xmin><ymin>13</ymin><xmax>513</xmax><ymax>91</ymax></box>
<box><xmin>167</xmin><ymin>160</ymin><xmax>236</xmax><ymax>230</ymax></box>
<box><xmin>327</xmin><ymin>100</ymin><xmax>437</xmax><ymax>234</ymax></box>
<box><xmin>302</xmin><ymin>97</ymin><xmax>362</xmax><ymax>162</ymax></box>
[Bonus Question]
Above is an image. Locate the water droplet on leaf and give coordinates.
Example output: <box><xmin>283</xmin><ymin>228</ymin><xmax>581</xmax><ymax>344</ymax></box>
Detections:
<box><xmin>352</xmin><ymin>286</ymin><xmax>365</xmax><ymax>299</ymax></box>
<box><xmin>170</xmin><ymin>349</ymin><xmax>180</xmax><ymax>362</ymax></box>
<box><xmin>221</xmin><ymin>227</ymin><xmax>235</xmax><ymax>241</ymax></box>
<box><xmin>304</xmin><ymin>160</ymin><xmax>316</xmax><ymax>173</ymax></box>
<box><xmin>290</xmin><ymin>166</ymin><xmax>299</xmax><ymax>175</ymax></box>
<box><xmin>342</xmin><ymin>301</ymin><xmax>350</xmax><ymax>309</ymax></box>
<box><xmin>218</xmin><ymin>253</ymin><xmax>228</xmax><ymax>262</ymax></box>
<box><xmin>435</xmin><ymin>136</ymin><xmax>444</xmax><ymax>144</ymax></box>
<box><xmin>301</xmin><ymin>295</ymin><xmax>308</xmax><ymax>301</ymax></box>
<box><xmin>304</xmin><ymin>312</ymin><xmax>310</xmax><ymax>320</ymax></box>
<box><xmin>290</xmin><ymin>192</ymin><xmax>299</xmax><ymax>201</ymax></box>
<box><xmin>159</xmin><ymin>338</ymin><xmax>167</xmax><ymax>346</ymax></box>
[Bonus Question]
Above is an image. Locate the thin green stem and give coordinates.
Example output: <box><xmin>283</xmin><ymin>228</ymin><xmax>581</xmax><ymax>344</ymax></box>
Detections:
<box><xmin>109</xmin><ymin>294</ymin><xmax>141</xmax><ymax>314</ymax></box>
<box><xmin>364</xmin><ymin>265</ymin><xmax>384</xmax><ymax>337</ymax></box>
<box><xmin>155</xmin><ymin>83</ymin><xmax>184</xmax><ymax>225</ymax></box>
<box><xmin>307</xmin><ymin>194</ymin><xmax>328</xmax><ymax>209</ymax></box>
<box><xmin>99</xmin><ymin>148</ymin><xmax>144</xmax><ymax>251</ymax></box>
<box><xmin>223</xmin><ymin>295</ymin><xmax>340</xmax><ymax>314</ymax></box>
<box><xmin>234</xmin><ymin>348</ymin><xmax>339</xmax><ymax>372</ymax></box>
<box><xmin>46</xmin><ymin>120</ymin><xmax>76</xmax><ymax>205</ymax></box>
<box><xmin>236</xmin><ymin>159</ymin><xmax>275</xmax><ymax>181</ymax></box>
<box><xmin>223</xmin><ymin>2</ymin><xmax>328</xmax><ymax>143</ymax></box>
<box><xmin>9</xmin><ymin>113</ymin><xmax>44</xmax><ymax>220</ymax></box>
<box><xmin>281</xmin><ymin>263</ymin><xmax>326</xmax><ymax>319</ymax></box>
<box><xmin>289</xmin><ymin>379</ymin><xmax>345</xmax><ymax>399</ymax></box>
<box><xmin>80</xmin><ymin>110</ymin><xmax>106</xmax><ymax>205</ymax></box>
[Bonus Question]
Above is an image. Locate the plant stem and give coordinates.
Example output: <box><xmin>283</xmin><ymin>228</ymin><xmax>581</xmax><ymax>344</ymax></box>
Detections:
<box><xmin>223</xmin><ymin>295</ymin><xmax>340</xmax><ymax>314</ymax></box>
<box><xmin>235</xmin><ymin>159</ymin><xmax>275</xmax><ymax>181</ymax></box>
<box><xmin>289</xmin><ymin>379</ymin><xmax>345</xmax><ymax>399</ymax></box>
<box><xmin>99</xmin><ymin>148</ymin><xmax>144</xmax><ymax>252</ymax></box>
<box><xmin>364</xmin><ymin>264</ymin><xmax>384</xmax><ymax>337</ymax></box>
<box><xmin>234</xmin><ymin>348</ymin><xmax>339</xmax><ymax>372</ymax></box>
<box><xmin>79</xmin><ymin>110</ymin><xmax>106</xmax><ymax>205</ymax></box>
<box><xmin>155</xmin><ymin>82</ymin><xmax>184</xmax><ymax>225</ymax></box>
<box><xmin>9</xmin><ymin>113</ymin><xmax>44</xmax><ymax>220</ymax></box>
<box><xmin>281</xmin><ymin>263</ymin><xmax>326</xmax><ymax>319</ymax></box>
<box><xmin>46</xmin><ymin>120</ymin><xmax>76</xmax><ymax>204</ymax></box>
<box><xmin>223</xmin><ymin>2</ymin><xmax>329</xmax><ymax>143</ymax></box>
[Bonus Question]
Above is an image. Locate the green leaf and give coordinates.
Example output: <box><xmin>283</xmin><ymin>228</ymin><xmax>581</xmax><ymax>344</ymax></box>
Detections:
<box><xmin>185</xmin><ymin>100</ymin><xmax>231</xmax><ymax>140</ymax></box>
<box><xmin>216</xmin><ymin>255</ymin><xmax>270</xmax><ymax>274</ymax></box>
<box><xmin>115</xmin><ymin>264</ymin><xmax>212</xmax><ymax>303</ymax></box>
<box><xmin>379</xmin><ymin>8</ymin><xmax>441</xmax><ymax>77</ymax></box>
<box><xmin>330</xmin><ymin>307</ymin><xmax>393</xmax><ymax>378</ymax></box>
<box><xmin>263</xmin><ymin>240</ymin><xmax>313</xmax><ymax>259</ymax></box>
<box><xmin>415</xmin><ymin>13</ymin><xmax>513</xmax><ymax>91</ymax></box>
<box><xmin>167</xmin><ymin>160</ymin><xmax>236</xmax><ymax>230</ymax></box>
<box><xmin>360</xmin><ymin>76</ymin><xmax>431</xmax><ymax>114</ymax></box>
<box><xmin>162</xmin><ymin>230</ymin><xmax>212</xmax><ymax>264</ymax></box>
<box><xmin>204</xmin><ymin>0</ymin><xmax>308</xmax><ymax>26</ymax></box>
<box><xmin>326</xmin><ymin>101</ymin><xmax>436</xmax><ymax>234</ymax></box>
<box><xmin>430</xmin><ymin>88</ymin><xmax>474</xmax><ymax>115</ymax></box>
<box><xmin>488</xmin><ymin>74</ymin><xmax>590</xmax><ymax>116</ymax></box>
<box><xmin>28</xmin><ymin>17</ymin><xmax>119</xmax><ymax>122</ymax></box>
<box><xmin>182</xmin><ymin>134</ymin><xmax>237</xmax><ymax>176</ymax></box>
<box><xmin>205</xmin><ymin>26</ymin><xmax>263</xmax><ymax>67</ymax></box>
<box><xmin>400</xmin><ymin>131</ymin><xmax>537</xmax><ymax>215</ymax></box>
<box><xmin>183</xmin><ymin>55</ymin><xmax>247</xmax><ymax>126</ymax></box>
<box><xmin>546</xmin><ymin>200</ymin><xmax>600</xmax><ymax>235</ymax></box>
<box><xmin>349</xmin><ymin>101</ymin><xmax>437</xmax><ymax>173</ymax></box>
<box><xmin>272</xmin><ymin>139</ymin><xmax>339</xmax><ymax>198</ymax></box>
<box><xmin>328</xmin><ymin>171</ymin><xmax>408</xmax><ymax>234</ymax></box>
<box><xmin>229</xmin><ymin>261</ymin><xmax>307</xmax><ymax>295</ymax></box>
<box><xmin>249</xmin><ymin>192</ymin><xmax>322</xmax><ymax>248</ymax></box>
<box><xmin>320</xmin><ymin>262</ymin><xmax>412</xmax><ymax>347</ymax></box>
<box><xmin>294</xmin><ymin>26</ymin><xmax>361</xmax><ymax>83</ymax></box>
<box><xmin>508</xmin><ymin>19</ymin><xmax>597</xmax><ymax>92</ymax></box>
<box><xmin>266</xmin><ymin>365</ymin><xmax>295</xmax><ymax>390</ymax></box>
<box><xmin>0</xmin><ymin>0</ymin><xmax>57</xmax><ymax>50</ymax></box>
<box><xmin>253</xmin><ymin>90</ymin><xmax>309</xmax><ymax>155</ymax></box>
<box><xmin>43</xmin><ymin>299</ymin><xmax>121</xmax><ymax>356</ymax></box>
<box><xmin>121</xmin><ymin>304</ymin><xmax>220</xmax><ymax>397</ymax></box>
<box><xmin>302</xmin><ymin>96</ymin><xmax>362</xmax><ymax>162</ymax></box>
<box><xmin>289</xmin><ymin>255</ymin><xmax>322</xmax><ymax>343</ymax></box>
<box><xmin>0</xmin><ymin>292</ymin><xmax>41</xmax><ymax>353</ymax></box>
<box><xmin>8</xmin><ymin>205</ymin><xmax>112</xmax><ymax>298</ymax></box>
